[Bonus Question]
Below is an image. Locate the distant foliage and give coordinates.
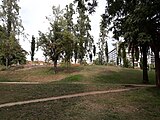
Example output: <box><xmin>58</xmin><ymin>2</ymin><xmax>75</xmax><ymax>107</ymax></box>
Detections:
<box><xmin>0</xmin><ymin>0</ymin><xmax>26</xmax><ymax>67</ymax></box>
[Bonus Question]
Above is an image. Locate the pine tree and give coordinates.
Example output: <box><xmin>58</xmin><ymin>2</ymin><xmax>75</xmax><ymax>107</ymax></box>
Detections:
<box><xmin>31</xmin><ymin>35</ymin><xmax>36</xmax><ymax>62</ymax></box>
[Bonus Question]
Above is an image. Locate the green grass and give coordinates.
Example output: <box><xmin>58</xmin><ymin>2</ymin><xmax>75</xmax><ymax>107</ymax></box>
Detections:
<box><xmin>0</xmin><ymin>66</ymin><xmax>84</xmax><ymax>82</ymax></box>
<box><xmin>0</xmin><ymin>83</ymin><xmax>124</xmax><ymax>104</ymax></box>
<box><xmin>0</xmin><ymin>78</ymin><xmax>19</xmax><ymax>82</ymax></box>
<box><xmin>93</xmin><ymin>68</ymin><xmax>155</xmax><ymax>84</ymax></box>
<box><xmin>0</xmin><ymin>65</ymin><xmax>159</xmax><ymax>120</ymax></box>
<box><xmin>59</xmin><ymin>74</ymin><xmax>84</xmax><ymax>83</ymax></box>
<box><xmin>0</xmin><ymin>87</ymin><xmax>160</xmax><ymax>120</ymax></box>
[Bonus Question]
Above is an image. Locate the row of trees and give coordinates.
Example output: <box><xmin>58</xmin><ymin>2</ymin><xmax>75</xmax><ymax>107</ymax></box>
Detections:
<box><xmin>0</xmin><ymin>0</ymin><xmax>100</xmax><ymax>68</ymax></box>
<box><xmin>37</xmin><ymin>0</ymin><xmax>98</xmax><ymax>72</ymax></box>
<box><xmin>102</xmin><ymin>0</ymin><xmax>160</xmax><ymax>87</ymax></box>
<box><xmin>0</xmin><ymin>0</ymin><xmax>27</xmax><ymax>67</ymax></box>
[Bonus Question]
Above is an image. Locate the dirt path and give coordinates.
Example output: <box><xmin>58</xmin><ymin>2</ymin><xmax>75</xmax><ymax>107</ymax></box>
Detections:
<box><xmin>0</xmin><ymin>82</ymin><xmax>40</xmax><ymax>85</ymax></box>
<box><xmin>0</xmin><ymin>88</ymin><xmax>139</xmax><ymax>108</ymax></box>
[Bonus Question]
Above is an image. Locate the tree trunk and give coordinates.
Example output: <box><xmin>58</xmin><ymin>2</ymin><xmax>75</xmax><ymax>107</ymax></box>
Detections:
<box><xmin>54</xmin><ymin>60</ymin><xmax>57</xmax><ymax>74</ymax></box>
<box><xmin>154</xmin><ymin>47</ymin><xmax>160</xmax><ymax>87</ymax></box>
<box><xmin>74</xmin><ymin>53</ymin><xmax>77</xmax><ymax>64</ymax></box>
<box><xmin>132</xmin><ymin>54</ymin><xmax>135</xmax><ymax>68</ymax></box>
<box><xmin>80</xmin><ymin>57</ymin><xmax>83</xmax><ymax>65</ymax></box>
<box><xmin>6</xmin><ymin>57</ymin><xmax>9</xmax><ymax>68</ymax></box>
<box><xmin>142</xmin><ymin>44</ymin><xmax>149</xmax><ymax>84</ymax></box>
<box><xmin>132</xmin><ymin>48</ymin><xmax>135</xmax><ymax>69</ymax></box>
<box><xmin>132</xmin><ymin>57</ymin><xmax>135</xmax><ymax>68</ymax></box>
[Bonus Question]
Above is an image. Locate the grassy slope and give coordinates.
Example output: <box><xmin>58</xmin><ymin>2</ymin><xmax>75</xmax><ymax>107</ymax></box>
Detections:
<box><xmin>0</xmin><ymin>65</ymin><xmax>159</xmax><ymax>120</ymax></box>
<box><xmin>0</xmin><ymin>66</ymin><xmax>83</xmax><ymax>82</ymax></box>
<box><xmin>0</xmin><ymin>88</ymin><xmax>160</xmax><ymax>120</ymax></box>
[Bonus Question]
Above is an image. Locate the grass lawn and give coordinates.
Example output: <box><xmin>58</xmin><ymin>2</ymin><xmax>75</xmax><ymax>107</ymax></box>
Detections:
<box><xmin>93</xmin><ymin>68</ymin><xmax>156</xmax><ymax>84</ymax></box>
<box><xmin>0</xmin><ymin>87</ymin><xmax>160</xmax><ymax>120</ymax></box>
<box><xmin>0</xmin><ymin>65</ymin><xmax>159</xmax><ymax>120</ymax></box>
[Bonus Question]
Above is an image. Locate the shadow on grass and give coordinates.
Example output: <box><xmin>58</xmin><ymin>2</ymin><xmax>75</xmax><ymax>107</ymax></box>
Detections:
<box><xmin>0</xmin><ymin>83</ymin><xmax>87</xmax><ymax>104</ymax></box>
<box><xmin>93</xmin><ymin>69</ymin><xmax>156</xmax><ymax>85</ymax></box>
<box><xmin>0</xmin><ymin>97</ymin><xmax>82</xmax><ymax>120</ymax></box>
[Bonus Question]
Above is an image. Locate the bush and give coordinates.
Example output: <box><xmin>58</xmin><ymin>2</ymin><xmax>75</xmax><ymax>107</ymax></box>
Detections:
<box><xmin>123</xmin><ymin>59</ymin><xmax>131</xmax><ymax>68</ymax></box>
<box><xmin>81</xmin><ymin>60</ymin><xmax>88</xmax><ymax>66</ymax></box>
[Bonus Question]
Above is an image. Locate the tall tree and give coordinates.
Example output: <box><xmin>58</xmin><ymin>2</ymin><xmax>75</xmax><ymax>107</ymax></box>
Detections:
<box><xmin>75</xmin><ymin>0</ymin><xmax>93</xmax><ymax>64</ymax></box>
<box><xmin>98</xmin><ymin>17</ymin><xmax>108</xmax><ymax>65</ymax></box>
<box><xmin>64</xmin><ymin>3</ymin><xmax>75</xmax><ymax>32</ymax></box>
<box><xmin>31</xmin><ymin>35</ymin><xmax>35</xmax><ymax>62</ymax></box>
<box><xmin>0</xmin><ymin>0</ymin><xmax>26</xmax><ymax>67</ymax></box>
<box><xmin>38</xmin><ymin>6</ymin><xmax>75</xmax><ymax>72</ymax></box>
<box><xmin>0</xmin><ymin>0</ymin><xmax>23</xmax><ymax>37</ymax></box>
<box><xmin>105</xmin><ymin>41</ymin><xmax>109</xmax><ymax>63</ymax></box>
<box><xmin>64</xmin><ymin>3</ymin><xmax>75</xmax><ymax>65</ymax></box>
<box><xmin>38</xmin><ymin>6</ymin><xmax>63</xmax><ymax>72</ymax></box>
<box><xmin>74</xmin><ymin>0</ymin><xmax>97</xmax><ymax>14</ymax></box>
<box><xmin>103</xmin><ymin>0</ymin><xmax>153</xmax><ymax>84</ymax></box>
<box><xmin>0</xmin><ymin>32</ymin><xmax>27</xmax><ymax>67</ymax></box>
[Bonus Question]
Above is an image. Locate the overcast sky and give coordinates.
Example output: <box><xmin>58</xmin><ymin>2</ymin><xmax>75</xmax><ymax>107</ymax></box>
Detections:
<box><xmin>19</xmin><ymin>0</ymin><xmax>114</xmax><ymax>61</ymax></box>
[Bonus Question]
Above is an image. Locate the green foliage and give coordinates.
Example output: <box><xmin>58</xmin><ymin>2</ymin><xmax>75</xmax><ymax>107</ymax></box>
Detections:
<box><xmin>38</xmin><ymin>6</ymin><xmax>64</xmax><ymax>69</ymax></box>
<box><xmin>38</xmin><ymin>5</ymin><xmax>77</xmax><ymax>70</ymax></box>
<box><xmin>74</xmin><ymin>0</ymin><xmax>98</xmax><ymax>14</ymax></box>
<box><xmin>93</xmin><ymin>58</ymin><xmax>100</xmax><ymax>65</ymax></box>
<box><xmin>0</xmin><ymin>1</ymin><xmax>26</xmax><ymax>67</ymax></box>
<box><xmin>117</xmin><ymin>42</ymin><xmax>128</xmax><ymax>67</ymax></box>
<box><xmin>98</xmin><ymin>17</ymin><xmax>108</xmax><ymax>65</ymax></box>
<box><xmin>0</xmin><ymin>27</ymin><xmax>27</xmax><ymax>67</ymax></box>
<box><xmin>123</xmin><ymin>59</ymin><xmax>131</xmax><ymax>68</ymax></box>
<box><xmin>74</xmin><ymin>0</ymin><xmax>93</xmax><ymax>64</ymax></box>
<box><xmin>104</xmin><ymin>0</ymin><xmax>160</xmax><ymax>85</ymax></box>
<box><xmin>0</xmin><ymin>0</ymin><xmax>24</xmax><ymax>36</ymax></box>
<box><xmin>38</xmin><ymin>2</ymin><xmax>95</xmax><ymax>66</ymax></box>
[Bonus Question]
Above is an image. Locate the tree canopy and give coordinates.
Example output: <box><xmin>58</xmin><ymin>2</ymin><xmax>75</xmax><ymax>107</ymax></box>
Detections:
<box><xmin>0</xmin><ymin>0</ymin><xmax>26</xmax><ymax>67</ymax></box>
<box><xmin>103</xmin><ymin>0</ymin><xmax>160</xmax><ymax>87</ymax></box>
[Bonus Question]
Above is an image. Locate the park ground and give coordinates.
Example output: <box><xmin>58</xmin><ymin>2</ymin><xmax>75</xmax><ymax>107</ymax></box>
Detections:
<box><xmin>0</xmin><ymin>65</ymin><xmax>160</xmax><ymax>120</ymax></box>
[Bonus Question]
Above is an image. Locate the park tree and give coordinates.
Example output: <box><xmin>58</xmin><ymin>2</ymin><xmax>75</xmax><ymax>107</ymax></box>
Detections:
<box><xmin>0</xmin><ymin>0</ymin><xmax>26</xmax><ymax>67</ymax></box>
<box><xmin>38</xmin><ymin>6</ymin><xmax>75</xmax><ymax>72</ymax></box>
<box><xmin>31</xmin><ymin>35</ymin><xmax>36</xmax><ymax>62</ymax></box>
<box><xmin>74</xmin><ymin>0</ymin><xmax>97</xmax><ymax>14</ymax></box>
<box><xmin>118</xmin><ymin>42</ymin><xmax>129</xmax><ymax>68</ymax></box>
<box><xmin>38</xmin><ymin>6</ymin><xmax>63</xmax><ymax>72</ymax></box>
<box><xmin>64</xmin><ymin>3</ymin><xmax>76</xmax><ymax>65</ymax></box>
<box><xmin>98</xmin><ymin>17</ymin><xmax>108</xmax><ymax>65</ymax></box>
<box><xmin>74</xmin><ymin>0</ymin><xmax>93</xmax><ymax>64</ymax></box>
<box><xmin>64</xmin><ymin>3</ymin><xmax>75</xmax><ymax>32</ymax></box>
<box><xmin>0</xmin><ymin>32</ymin><xmax>27</xmax><ymax>67</ymax></box>
<box><xmin>103</xmin><ymin>0</ymin><xmax>160</xmax><ymax>86</ymax></box>
<box><xmin>0</xmin><ymin>0</ymin><xmax>23</xmax><ymax>36</ymax></box>
<box><xmin>72</xmin><ymin>0</ymin><xmax>96</xmax><ymax>64</ymax></box>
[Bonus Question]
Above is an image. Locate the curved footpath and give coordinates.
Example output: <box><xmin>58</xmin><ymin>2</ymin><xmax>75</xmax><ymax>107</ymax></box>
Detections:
<box><xmin>0</xmin><ymin>86</ymin><xmax>154</xmax><ymax>109</ymax></box>
<box><xmin>0</xmin><ymin>82</ymin><xmax>40</xmax><ymax>85</ymax></box>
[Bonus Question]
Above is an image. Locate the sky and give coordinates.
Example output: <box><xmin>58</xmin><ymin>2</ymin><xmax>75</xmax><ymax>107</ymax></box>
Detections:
<box><xmin>19</xmin><ymin>0</ymin><xmax>114</xmax><ymax>61</ymax></box>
